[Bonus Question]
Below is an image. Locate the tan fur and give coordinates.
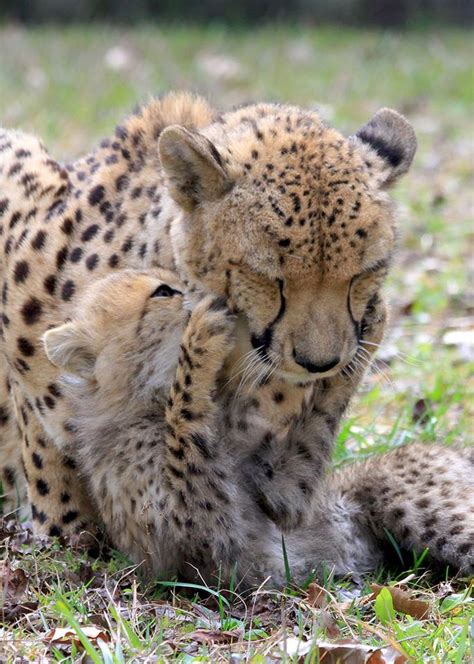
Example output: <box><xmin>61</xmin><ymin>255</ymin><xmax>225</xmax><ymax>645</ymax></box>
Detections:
<box><xmin>0</xmin><ymin>92</ymin><xmax>415</xmax><ymax>539</ymax></box>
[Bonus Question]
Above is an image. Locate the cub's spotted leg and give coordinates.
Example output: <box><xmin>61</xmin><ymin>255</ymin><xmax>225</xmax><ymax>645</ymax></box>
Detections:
<box><xmin>244</xmin><ymin>294</ymin><xmax>387</xmax><ymax>531</ymax></box>
<box><xmin>163</xmin><ymin>296</ymin><xmax>242</xmax><ymax>582</ymax></box>
<box><xmin>12</xmin><ymin>385</ymin><xmax>98</xmax><ymax>538</ymax></box>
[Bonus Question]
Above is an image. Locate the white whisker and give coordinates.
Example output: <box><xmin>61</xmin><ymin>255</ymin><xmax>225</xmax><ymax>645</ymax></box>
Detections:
<box><xmin>224</xmin><ymin>346</ymin><xmax>263</xmax><ymax>389</ymax></box>
<box><xmin>360</xmin><ymin>339</ymin><xmax>421</xmax><ymax>367</ymax></box>
<box><xmin>233</xmin><ymin>349</ymin><xmax>265</xmax><ymax>402</ymax></box>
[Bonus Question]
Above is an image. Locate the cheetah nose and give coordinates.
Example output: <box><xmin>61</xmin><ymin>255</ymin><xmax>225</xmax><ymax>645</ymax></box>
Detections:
<box><xmin>293</xmin><ymin>352</ymin><xmax>340</xmax><ymax>374</ymax></box>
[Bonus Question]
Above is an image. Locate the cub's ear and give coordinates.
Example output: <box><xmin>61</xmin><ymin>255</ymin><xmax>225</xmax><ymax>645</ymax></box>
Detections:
<box><xmin>159</xmin><ymin>125</ymin><xmax>233</xmax><ymax>210</ymax></box>
<box><xmin>353</xmin><ymin>108</ymin><xmax>417</xmax><ymax>187</ymax></box>
<box><xmin>43</xmin><ymin>323</ymin><xmax>95</xmax><ymax>379</ymax></box>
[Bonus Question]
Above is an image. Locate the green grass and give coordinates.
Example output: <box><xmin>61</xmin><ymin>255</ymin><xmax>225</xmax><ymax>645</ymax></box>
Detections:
<box><xmin>0</xmin><ymin>24</ymin><xmax>473</xmax><ymax>662</ymax></box>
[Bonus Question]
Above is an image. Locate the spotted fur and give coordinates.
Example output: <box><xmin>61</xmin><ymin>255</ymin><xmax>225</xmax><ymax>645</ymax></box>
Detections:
<box><xmin>0</xmin><ymin>92</ymin><xmax>418</xmax><ymax>539</ymax></box>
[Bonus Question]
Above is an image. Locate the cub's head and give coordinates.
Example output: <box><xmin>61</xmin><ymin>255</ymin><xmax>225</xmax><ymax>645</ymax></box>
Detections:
<box><xmin>43</xmin><ymin>269</ymin><xmax>188</xmax><ymax>399</ymax></box>
<box><xmin>159</xmin><ymin>104</ymin><xmax>416</xmax><ymax>383</ymax></box>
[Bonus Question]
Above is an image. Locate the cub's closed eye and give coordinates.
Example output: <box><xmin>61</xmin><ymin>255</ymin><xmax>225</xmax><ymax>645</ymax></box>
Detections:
<box><xmin>151</xmin><ymin>284</ymin><xmax>182</xmax><ymax>298</ymax></box>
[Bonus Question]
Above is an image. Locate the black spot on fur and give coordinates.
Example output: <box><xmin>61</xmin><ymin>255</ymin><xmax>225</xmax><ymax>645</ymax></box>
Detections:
<box><xmin>61</xmin><ymin>280</ymin><xmax>75</xmax><ymax>301</ymax></box>
<box><xmin>70</xmin><ymin>247</ymin><xmax>83</xmax><ymax>263</ymax></box>
<box><xmin>3</xmin><ymin>466</ymin><xmax>14</xmax><ymax>485</ymax></box>
<box><xmin>17</xmin><ymin>337</ymin><xmax>35</xmax><ymax>357</ymax></box>
<box><xmin>13</xmin><ymin>260</ymin><xmax>29</xmax><ymax>284</ymax></box>
<box><xmin>0</xmin><ymin>199</ymin><xmax>9</xmax><ymax>216</ymax></box>
<box><xmin>31</xmin><ymin>504</ymin><xmax>47</xmax><ymax>524</ymax></box>
<box><xmin>86</xmin><ymin>254</ymin><xmax>99</xmax><ymax>270</ymax></box>
<box><xmin>44</xmin><ymin>274</ymin><xmax>56</xmax><ymax>295</ymax></box>
<box><xmin>62</xmin><ymin>510</ymin><xmax>79</xmax><ymax>524</ymax></box>
<box><xmin>0</xmin><ymin>406</ymin><xmax>9</xmax><ymax>425</ymax></box>
<box><xmin>36</xmin><ymin>478</ymin><xmax>49</xmax><ymax>495</ymax></box>
<box><xmin>32</xmin><ymin>452</ymin><xmax>43</xmax><ymax>469</ymax></box>
<box><xmin>61</xmin><ymin>218</ymin><xmax>74</xmax><ymax>235</ymax></box>
<box><xmin>81</xmin><ymin>224</ymin><xmax>99</xmax><ymax>242</ymax></box>
<box><xmin>88</xmin><ymin>185</ymin><xmax>105</xmax><ymax>206</ymax></box>
<box><xmin>31</xmin><ymin>229</ymin><xmax>47</xmax><ymax>249</ymax></box>
<box><xmin>21</xmin><ymin>297</ymin><xmax>42</xmax><ymax>325</ymax></box>
<box><xmin>115</xmin><ymin>174</ymin><xmax>129</xmax><ymax>191</ymax></box>
<box><xmin>48</xmin><ymin>383</ymin><xmax>61</xmax><ymax>398</ymax></box>
<box><xmin>43</xmin><ymin>395</ymin><xmax>56</xmax><ymax>410</ymax></box>
<box><xmin>56</xmin><ymin>246</ymin><xmax>68</xmax><ymax>271</ymax></box>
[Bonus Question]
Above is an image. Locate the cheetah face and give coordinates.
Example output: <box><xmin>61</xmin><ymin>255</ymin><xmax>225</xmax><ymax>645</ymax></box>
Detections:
<box><xmin>160</xmin><ymin>106</ymin><xmax>416</xmax><ymax>382</ymax></box>
<box><xmin>43</xmin><ymin>269</ymin><xmax>189</xmax><ymax>396</ymax></box>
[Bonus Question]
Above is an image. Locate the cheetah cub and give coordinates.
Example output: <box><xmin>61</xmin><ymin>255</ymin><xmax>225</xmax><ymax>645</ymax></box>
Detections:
<box><xmin>43</xmin><ymin>269</ymin><xmax>283</xmax><ymax>585</ymax></box>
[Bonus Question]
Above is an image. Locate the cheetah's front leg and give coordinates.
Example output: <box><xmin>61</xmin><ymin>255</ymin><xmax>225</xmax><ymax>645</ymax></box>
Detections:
<box><xmin>162</xmin><ymin>296</ymin><xmax>242</xmax><ymax>581</ymax></box>
<box><xmin>244</xmin><ymin>294</ymin><xmax>387</xmax><ymax>531</ymax></box>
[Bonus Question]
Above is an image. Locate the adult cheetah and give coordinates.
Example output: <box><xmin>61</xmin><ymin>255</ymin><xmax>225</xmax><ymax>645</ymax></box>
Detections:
<box><xmin>0</xmin><ymin>92</ymin><xmax>416</xmax><ymax>537</ymax></box>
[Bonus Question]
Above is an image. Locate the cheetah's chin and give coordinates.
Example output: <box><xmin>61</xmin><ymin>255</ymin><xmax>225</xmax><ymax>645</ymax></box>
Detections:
<box><xmin>275</xmin><ymin>367</ymin><xmax>340</xmax><ymax>384</ymax></box>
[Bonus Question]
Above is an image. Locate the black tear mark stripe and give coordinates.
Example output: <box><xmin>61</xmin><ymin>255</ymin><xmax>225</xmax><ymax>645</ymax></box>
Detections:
<box><xmin>347</xmin><ymin>278</ymin><xmax>361</xmax><ymax>340</ymax></box>
<box><xmin>251</xmin><ymin>279</ymin><xmax>286</xmax><ymax>358</ymax></box>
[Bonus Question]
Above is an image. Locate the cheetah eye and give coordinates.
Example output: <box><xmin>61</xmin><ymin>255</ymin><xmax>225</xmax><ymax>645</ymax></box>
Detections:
<box><xmin>151</xmin><ymin>284</ymin><xmax>182</xmax><ymax>298</ymax></box>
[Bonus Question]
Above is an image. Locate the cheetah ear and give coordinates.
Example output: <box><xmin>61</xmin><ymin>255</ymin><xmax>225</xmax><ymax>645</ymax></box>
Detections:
<box><xmin>353</xmin><ymin>108</ymin><xmax>417</xmax><ymax>187</ymax></box>
<box><xmin>43</xmin><ymin>323</ymin><xmax>95</xmax><ymax>379</ymax></box>
<box><xmin>159</xmin><ymin>125</ymin><xmax>233</xmax><ymax>211</ymax></box>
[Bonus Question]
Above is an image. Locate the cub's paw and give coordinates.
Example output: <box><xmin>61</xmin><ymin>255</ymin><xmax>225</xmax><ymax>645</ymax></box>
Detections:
<box><xmin>245</xmin><ymin>467</ymin><xmax>306</xmax><ymax>532</ymax></box>
<box><xmin>253</xmin><ymin>487</ymin><xmax>305</xmax><ymax>532</ymax></box>
<box><xmin>185</xmin><ymin>295</ymin><xmax>235</xmax><ymax>367</ymax></box>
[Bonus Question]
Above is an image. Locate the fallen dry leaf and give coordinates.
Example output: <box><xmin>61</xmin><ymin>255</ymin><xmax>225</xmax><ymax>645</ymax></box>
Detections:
<box><xmin>320</xmin><ymin>609</ymin><xmax>341</xmax><ymax>639</ymax></box>
<box><xmin>0</xmin><ymin>562</ymin><xmax>28</xmax><ymax>602</ymax></box>
<box><xmin>0</xmin><ymin>561</ymin><xmax>37</xmax><ymax>624</ymax></box>
<box><xmin>45</xmin><ymin>626</ymin><xmax>110</xmax><ymax>648</ymax></box>
<box><xmin>284</xmin><ymin>637</ymin><xmax>407</xmax><ymax>663</ymax></box>
<box><xmin>371</xmin><ymin>584</ymin><xmax>431</xmax><ymax>620</ymax></box>
<box><xmin>185</xmin><ymin>628</ymin><xmax>242</xmax><ymax>645</ymax></box>
<box><xmin>306</xmin><ymin>582</ymin><xmax>327</xmax><ymax>608</ymax></box>
<box><xmin>230</xmin><ymin>592</ymin><xmax>280</xmax><ymax>626</ymax></box>
<box><xmin>301</xmin><ymin>585</ymin><xmax>340</xmax><ymax>638</ymax></box>
<box><xmin>1</xmin><ymin>601</ymin><xmax>38</xmax><ymax>622</ymax></box>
